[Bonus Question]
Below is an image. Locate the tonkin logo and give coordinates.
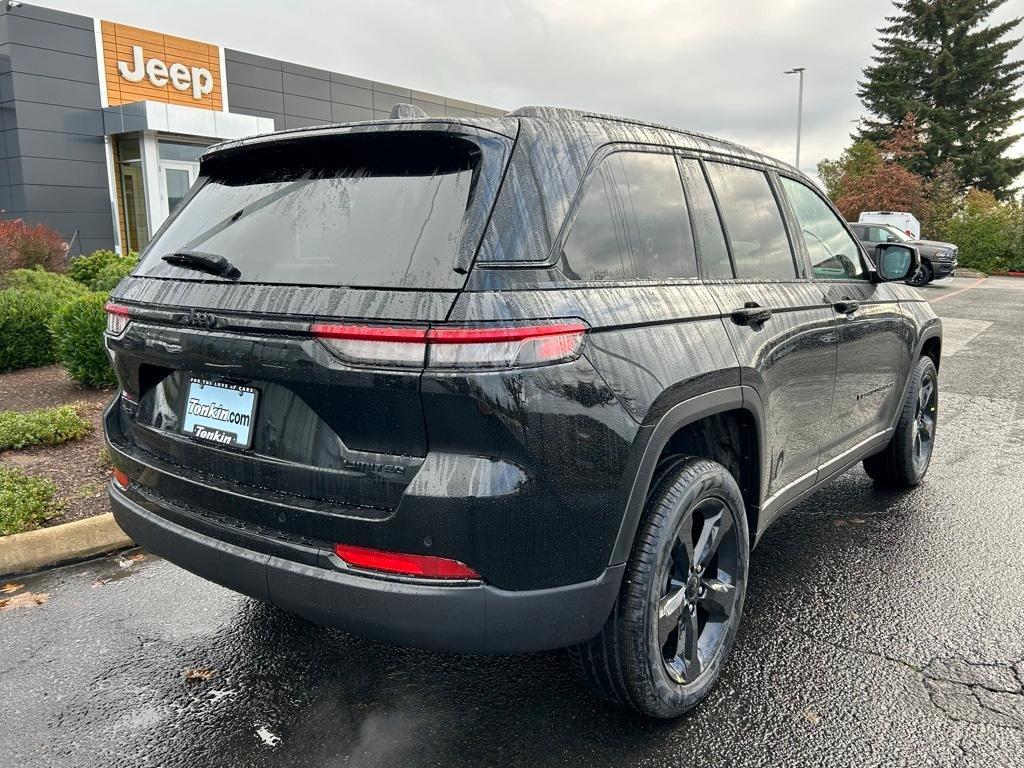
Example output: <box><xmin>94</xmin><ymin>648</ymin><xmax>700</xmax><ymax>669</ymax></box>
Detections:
<box><xmin>117</xmin><ymin>45</ymin><xmax>214</xmax><ymax>100</ymax></box>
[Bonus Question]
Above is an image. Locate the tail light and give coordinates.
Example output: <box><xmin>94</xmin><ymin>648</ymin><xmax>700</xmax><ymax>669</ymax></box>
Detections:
<box><xmin>333</xmin><ymin>543</ymin><xmax>481</xmax><ymax>580</ymax></box>
<box><xmin>311</xmin><ymin>321</ymin><xmax>587</xmax><ymax>369</ymax></box>
<box><xmin>112</xmin><ymin>468</ymin><xmax>130</xmax><ymax>489</ymax></box>
<box><xmin>104</xmin><ymin>302</ymin><xmax>131</xmax><ymax>336</ymax></box>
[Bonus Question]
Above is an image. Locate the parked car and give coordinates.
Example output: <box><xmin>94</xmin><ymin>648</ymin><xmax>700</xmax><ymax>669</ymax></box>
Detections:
<box><xmin>104</xmin><ymin>105</ymin><xmax>941</xmax><ymax>719</ymax></box>
<box><xmin>849</xmin><ymin>222</ymin><xmax>958</xmax><ymax>285</ymax></box>
<box><xmin>858</xmin><ymin>210</ymin><xmax>921</xmax><ymax>239</ymax></box>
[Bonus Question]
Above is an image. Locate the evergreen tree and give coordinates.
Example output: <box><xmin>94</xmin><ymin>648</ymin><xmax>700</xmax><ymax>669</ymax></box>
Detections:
<box><xmin>858</xmin><ymin>0</ymin><xmax>1024</xmax><ymax>197</ymax></box>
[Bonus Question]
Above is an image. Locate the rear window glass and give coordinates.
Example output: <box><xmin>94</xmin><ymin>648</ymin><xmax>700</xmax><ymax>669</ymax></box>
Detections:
<box><xmin>137</xmin><ymin>133</ymin><xmax>486</xmax><ymax>289</ymax></box>
<box><xmin>704</xmin><ymin>162</ymin><xmax>796</xmax><ymax>280</ymax></box>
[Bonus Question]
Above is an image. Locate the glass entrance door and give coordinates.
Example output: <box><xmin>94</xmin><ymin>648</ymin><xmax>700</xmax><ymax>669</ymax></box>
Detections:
<box><xmin>159</xmin><ymin>161</ymin><xmax>198</xmax><ymax>219</ymax></box>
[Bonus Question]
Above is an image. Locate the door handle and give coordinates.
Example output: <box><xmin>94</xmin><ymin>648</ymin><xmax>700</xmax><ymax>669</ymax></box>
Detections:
<box><xmin>833</xmin><ymin>300</ymin><xmax>860</xmax><ymax>315</ymax></box>
<box><xmin>731</xmin><ymin>303</ymin><xmax>773</xmax><ymax>327</ymax></box>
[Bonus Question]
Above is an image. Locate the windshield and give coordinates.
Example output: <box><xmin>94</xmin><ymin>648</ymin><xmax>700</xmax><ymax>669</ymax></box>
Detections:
<box><xmin>137</xmin><ymin>132</ymin><xmax>489</xmax><ymax>289</ymax></box>
<box><xmin>884</xmin><ymin>226</ymin><xmax>912</xmax><ymax>242</ymax></box>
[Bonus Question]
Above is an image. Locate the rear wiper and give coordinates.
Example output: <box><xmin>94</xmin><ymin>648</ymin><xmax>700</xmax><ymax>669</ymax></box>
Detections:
<box><xmin>161</xmin><ymin>250</ymin><xmax>241</xmax><ymax>280</ymax></box>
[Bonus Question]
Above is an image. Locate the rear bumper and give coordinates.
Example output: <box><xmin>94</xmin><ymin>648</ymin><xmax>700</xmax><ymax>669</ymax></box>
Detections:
<box><xmin>109</xmin><ymin>482</ymin><xmax>622</xmax><ymax>654</ymax></box>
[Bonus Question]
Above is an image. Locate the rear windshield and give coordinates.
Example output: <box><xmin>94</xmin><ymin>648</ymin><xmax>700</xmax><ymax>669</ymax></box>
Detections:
<box><xmin>137</xmin><ymin>132</ymin><xmax>488</xmax><ymax>289</ymax></box>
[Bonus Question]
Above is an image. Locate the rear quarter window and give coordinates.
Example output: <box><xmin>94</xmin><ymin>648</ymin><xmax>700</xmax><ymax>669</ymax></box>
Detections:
<box><xmin>561</xmin><ymin>151</ymin><xmax>697</xmax><ymax>282</ymax></box>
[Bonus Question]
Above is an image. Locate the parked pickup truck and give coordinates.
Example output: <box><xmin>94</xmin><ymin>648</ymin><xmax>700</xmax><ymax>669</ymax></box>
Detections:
<box><xmin>850</xmin><ymin>222</ymin><xmax>957</xmax><ymax>285</ymax></box>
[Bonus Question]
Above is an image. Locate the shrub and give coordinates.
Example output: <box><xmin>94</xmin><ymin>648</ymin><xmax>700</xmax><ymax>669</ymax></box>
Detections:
<box><xmin>1</xmin><ymin>268</ymin><xmax>88</xmax><ymax>301</ymax></box>
<box><xmin>0</xmin><ymin>405</ymin><xmax>92</xmax><ymax>450</ymax></box>
<box><xmin>0</xmin><ymin>288</ymin><xmax>64</xmax><ymax>371</ymax></box>
<box><xmin>943</xmin><ymin>190</ymin><xmax>1016</xmax><ymax>273</ymax></box>
<box><xmin>0</xmin><ymin>465</ymin><xmax>59</xmax><ymax>535</ymax></box>
<box><xmin>49</xmin><ymin>292</ymin><xmax>116</xmax><ymax>387</ymax></box>
<box><xmin>0</xmin><ymin>219</ymin><xmax>68</xmax><ymax>274</ymax></box>
<box><xmin>69</xmin><ymin>250</ymin><xmax>138</xmax><ymax>291</ymax></box>
<box><xmin>88</xmin><ymin>255</ymin><xmax>138</xmax><ymax>292</ymax></box>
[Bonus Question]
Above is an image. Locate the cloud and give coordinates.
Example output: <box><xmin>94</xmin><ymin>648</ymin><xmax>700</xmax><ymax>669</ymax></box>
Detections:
<box><xmin>46</xmin><ymin>0</ymin><xmax>1024</xmax><ymax>174</ymax></box>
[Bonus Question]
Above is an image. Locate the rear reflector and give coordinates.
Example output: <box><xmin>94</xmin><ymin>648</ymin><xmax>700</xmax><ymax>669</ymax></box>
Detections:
<box><xmin>311</xmin><ymin>321</ymin><xmax>587</xmax><ymax>369</ymax></box>
<box><xmin>112</xmin><ymin>468</ymin><xmax>129</xmax><ymax>489</ymax></box>
<box><xmin>104</xmin><ymin>302</ymin><xmax>130</xmax><ymax>336</ymax></box>
<box><xmin>333</xmin><ymin>543</ymin><xmax>481</xmax><ymax>580</ymax></box>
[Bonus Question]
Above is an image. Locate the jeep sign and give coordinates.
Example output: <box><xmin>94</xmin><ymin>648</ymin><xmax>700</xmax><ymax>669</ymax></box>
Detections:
<box><xmin>118</xmin><ymin>45</ymin><xmax>214</xmax><ymax>100</ymax></box>
<box><xmin>101</xmin><ymin>21</ymin><xmax>223</xmax><ymax>110</ymax></box>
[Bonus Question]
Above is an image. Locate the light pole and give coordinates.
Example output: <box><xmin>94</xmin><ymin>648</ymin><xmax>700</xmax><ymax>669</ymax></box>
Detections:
<box><xmin>784</xmin><ymin>67</ymin><xmax>805</xmax><ymax>168</ymax></box>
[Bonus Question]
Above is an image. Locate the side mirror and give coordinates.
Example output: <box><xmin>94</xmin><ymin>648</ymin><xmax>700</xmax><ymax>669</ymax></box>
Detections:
<box><xmin>874</xmin><ymin>243</ymin><xmax>918</xmax><ymax>281</ymax></box>
<box><xmin>886</xmin><ymin>235</ymin><xmax>898</xmax><ymax>243</ymax></box>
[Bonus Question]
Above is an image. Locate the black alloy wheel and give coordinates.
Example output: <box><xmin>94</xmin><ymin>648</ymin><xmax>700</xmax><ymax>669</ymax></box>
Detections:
<box><xmin>569</xmin><ymin>456</ymin><xmax>749</xmax><ymax>718</ymax></box>
<box><xmin>656</xmin><ymin>495</ymin><xmax>741</xmax><ymax>685</ymax></box>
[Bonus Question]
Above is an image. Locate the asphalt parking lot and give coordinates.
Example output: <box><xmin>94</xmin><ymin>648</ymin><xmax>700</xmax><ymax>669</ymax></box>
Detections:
<box><xmin>2</xmin><ymin>276</ymin><xmax>1023</xmax><ymax>768</ymax></box>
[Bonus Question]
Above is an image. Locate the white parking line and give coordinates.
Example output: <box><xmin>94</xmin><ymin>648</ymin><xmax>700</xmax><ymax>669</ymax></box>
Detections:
<box><xmin>937</xmin><ymin>318</ymin><xmax>992</xmax><ymax>358</ymax></box>
<box><xmin>929</xmin><ymin>277</ymin><xmax>986</xmax><ymax>304</ymax></box>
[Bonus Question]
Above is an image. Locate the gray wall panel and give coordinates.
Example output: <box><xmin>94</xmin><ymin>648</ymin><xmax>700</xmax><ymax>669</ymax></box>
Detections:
<box><xmin>10</xmin><ymin>155</ymin><xmax>107</xmax><ymax>187</ymax></box>
<box><xmin>329</xmin><ymin>81</ymin><xmax>373</xmax><ymax>108</ymax></box>
<box><xmin>330</xmin><ymin>102</ymin><xmax>372</xmax><ymax>123</ymax></box>
<box><xmin>283</xmin><ymin>92</ymin><xmax>331</xmax><ymax>121</ymax></box>
<box><xmin>225</xmin><ymin>83</ymin><xmax>285</xmax><ymax>114</ymax></box>
<box><xmin>282</xmin><ymin>61</ymin><xmax>329</xmax><ymax>81</ymax></box>
<box><xmin>224</xmin><ymin>59</ymin><xmax>283</xmax><ymax>91</ymax></box>
<box><xmin>283</xmin><ymin>114</ymin><xmax>324</xmax><ymax>130</ymax></box>
<box><xmin>6</xmin><ymin>15</ymin><xmax>95</xmax><ymax>57</ymax></box>
<box><xmin>7</xmin><ymin>44</ymin><xmax>97</xmax><ymax>83</ymax></box>
<box><xmin>11</xmin><ymin>72</ymin><xmax>101</xmax><ymax>110</ymax></box>
<box><xmin>224</xmin><ymin>49</ymin><xmax>282</xmax><ymax>71</ymax></box>
<box><xmin>283</xmin><ymin>72</ymin><xmax>330</xmax><ymax>100</ymax></box>
<box><xmin>329</xmin><ymin>71</ymin><xmax>372</xmax><ymax>89</ymax></box>
<box><xmin>16</xmin><ymin>183</ymin><xmax>110</xmax><ymax>213</ymax></box>
<box><xmin>9</xmin><ymin>4</ymin><xmax>93</xmax><ymax>31</ymax></box>
<box><xmin>8</xmin><ymin>100</ymin><xmax>103</xmax><ymax>134</ymax></box>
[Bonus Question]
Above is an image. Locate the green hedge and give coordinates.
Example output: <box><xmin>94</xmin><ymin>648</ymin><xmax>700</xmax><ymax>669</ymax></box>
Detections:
<box><xmin>0</xmin><ymin>465</ymin><xmax>59</xmax><ymax>535</ymax></box>
<box><xmin>69</xmin><ymin>250</ymin><xmax>138</xmax><ymax>291</ymax></box>
<box><xmin>0</xmin><ymin>405</ymin><xmax>92</xmax><ymax>450</ymax></box>
<box><xmin>1</xmin><ymin>268</ymin><xmax>88</xmax><ymax>301</ymax></box>
<box><xmin>0</xmin><ymin>288</ymin><xmax>65</xmax><ymax>372</ymax></box>
<box><xmin>48</xmin><ymin>292</ymin><xmax>116</xmax><ymax>387</ymax></box>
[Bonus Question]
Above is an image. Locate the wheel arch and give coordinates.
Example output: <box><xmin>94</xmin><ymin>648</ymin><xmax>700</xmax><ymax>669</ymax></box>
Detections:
<box><xmin>609</xmin><ymin>386</ymin><xmax>766</xmax><ymax>566</ymax></box>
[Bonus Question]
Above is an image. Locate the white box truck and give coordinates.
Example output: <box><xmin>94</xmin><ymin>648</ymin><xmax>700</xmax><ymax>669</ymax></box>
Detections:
<box><xmin>858</xmin><ymin>211</ymin><xmax>921</xmax><ymax>239</ymax></box>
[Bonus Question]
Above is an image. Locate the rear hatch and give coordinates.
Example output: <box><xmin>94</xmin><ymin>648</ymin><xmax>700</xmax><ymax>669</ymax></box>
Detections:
<box><xmin>107</xmin><ymin>122</ymin><xmax>516</xmax><ymax>520</ymax></box>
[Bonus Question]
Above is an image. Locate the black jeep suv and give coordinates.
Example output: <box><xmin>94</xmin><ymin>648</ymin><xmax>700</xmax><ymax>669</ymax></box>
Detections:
<box><xmin>105</xmin><ymin>106</ymin><xmax>941</xmax><ymax>718</ymax></box>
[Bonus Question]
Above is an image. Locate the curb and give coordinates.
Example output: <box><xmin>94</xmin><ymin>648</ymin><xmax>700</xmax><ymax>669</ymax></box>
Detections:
<box><xmin>0</xmin><ymin>513</ymin><xmax>134</xmax><ymax>577</ymax></box>
<box><xmin>954</xmin><ymin>268</ymin><xmax>987</xmax><ymax>278</ymax></box>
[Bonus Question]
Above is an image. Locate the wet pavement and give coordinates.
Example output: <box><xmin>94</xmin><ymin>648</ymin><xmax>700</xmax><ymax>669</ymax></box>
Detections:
<box><xmin>2</xmin><ymin>276</ymin><xmax>1023</xmax><ymax>767</ymax></box>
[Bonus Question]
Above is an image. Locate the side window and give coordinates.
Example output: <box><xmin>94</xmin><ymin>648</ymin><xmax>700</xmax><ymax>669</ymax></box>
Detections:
<box><xmin>703</xmin><ymin>162</ymin><xmax>796</xmax><ymax>280</ymax></box>
<box><xmin>562</xmin><ymin>152</ymin><xmax>696</xmax><ymax>281</ymax></box>
<box><xmin>677</xmin><ymin>158</ymin><xmax>732</xmax><ymax>279</ymax></box>
<box><xmin>780</xmin><ymin>177</ymin><xmax>868</xmax><ymax>281</ymax></box>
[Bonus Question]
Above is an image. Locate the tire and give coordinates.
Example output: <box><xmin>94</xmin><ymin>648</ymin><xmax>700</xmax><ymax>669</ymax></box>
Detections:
<box><xmin>568</xmin><ymin>456</ymin><xmax>749</xmax><ymax>719</ymax></box>
<box><xmin>907</xmin><ymin>260</ymin><xmax>934</xmax><ymax>286</ymax></box>
<box><xmin>863</xmin><ymin>355</ymin><xmax>938</xmax><ymax>487</ymax></box>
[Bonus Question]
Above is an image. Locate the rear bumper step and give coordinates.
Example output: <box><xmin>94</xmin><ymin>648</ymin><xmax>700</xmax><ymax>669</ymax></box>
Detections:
<box><xmin>109</xmin><ymin>483</ymin><xmax>622</xmax><ymax>654</ymax></box>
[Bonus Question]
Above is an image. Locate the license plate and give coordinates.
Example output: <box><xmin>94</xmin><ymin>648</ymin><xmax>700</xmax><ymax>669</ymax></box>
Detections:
<box><xmin>182</xmin><ymin>378</ymin><xmax>258</xmax><ymax>449</ymax></box>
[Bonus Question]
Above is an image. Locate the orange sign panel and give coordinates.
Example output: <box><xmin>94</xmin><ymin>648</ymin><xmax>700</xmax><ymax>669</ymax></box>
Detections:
<box><xmin>101</xmin><ymin>21</ymin><xmax>223</xmax><ymax>110</ymax></box>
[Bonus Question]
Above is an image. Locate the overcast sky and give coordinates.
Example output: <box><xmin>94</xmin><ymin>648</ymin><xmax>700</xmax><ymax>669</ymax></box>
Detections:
<box><xmin>46</xmin><ymin>0</ymin><xmax>1024</xmax><ymax>177</ymax></box>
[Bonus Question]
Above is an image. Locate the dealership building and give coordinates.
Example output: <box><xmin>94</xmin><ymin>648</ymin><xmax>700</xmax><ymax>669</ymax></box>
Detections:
<box><xmin>0</xmin><ymin>2</ymin><xmax>505</xmax><ymax>255</ymax></box>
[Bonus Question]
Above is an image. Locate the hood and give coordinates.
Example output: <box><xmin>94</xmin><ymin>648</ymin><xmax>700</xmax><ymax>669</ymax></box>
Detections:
<box><xmin>911</xmin><ymin>239</ymin><xmax>956</xmax><ymax>250</ymax></box>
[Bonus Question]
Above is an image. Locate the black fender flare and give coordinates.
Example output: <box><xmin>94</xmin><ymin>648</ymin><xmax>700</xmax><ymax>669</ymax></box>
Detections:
<box><xmin>608</xmin><ymin>385</ymin><xmax>766</xmax><ymax>566</ymax></box>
